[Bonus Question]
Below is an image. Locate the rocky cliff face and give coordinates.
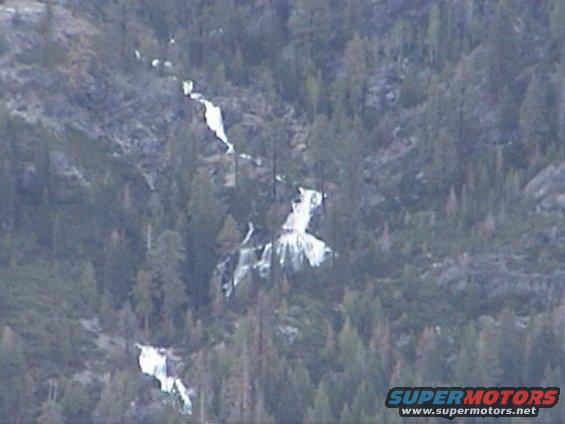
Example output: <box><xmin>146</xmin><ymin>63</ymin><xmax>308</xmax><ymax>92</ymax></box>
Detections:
<box><xmin>0</xmin><ymin>0</ymin><xmax>245</xmax><ymax>191</ymax></box>
<box><xmin>430</xmin><ymin>252</ymin><xmax>564</xmax><ymax>310</ymax></box>
<box><xmin>1</xmin><ymin>0</ymin><xmax>315</xmax><ymax>195</ymax></box>
<box><xmin>525</xmin><ymin>162</ymin><xmax>565</xmax><ymax>215</ymax></box>
<box><xmin>1</xmin><ymin>1</ymin><xmax>175</xmax><ymax>186</ymax></box>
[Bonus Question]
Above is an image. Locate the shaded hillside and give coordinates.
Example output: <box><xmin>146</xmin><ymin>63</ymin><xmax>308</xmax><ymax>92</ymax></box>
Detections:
<box><xmin>0</xmin><ymin>0</ymin><xmax>563</xmax><ymax>422</ymax></box>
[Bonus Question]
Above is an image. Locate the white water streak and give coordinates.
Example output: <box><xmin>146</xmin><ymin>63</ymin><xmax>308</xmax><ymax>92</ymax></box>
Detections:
<box><xmin>183</xmin><ymin>80</ymin><xmax>234</xmax><ymax>154</ymax></box>
<box><xmin>136</xmin><ymin>344</ymin><xmax>193</xmax><ymax>415</ymax></box>
<box><xmin>241</xmin><ymin>222</ymin><xmax>254</xmax><ymax>246</ymax></box>
<box><xmin>256</xmin><ymin>188</ymin><xmax>332</xmax><ymax>276</ymax></box>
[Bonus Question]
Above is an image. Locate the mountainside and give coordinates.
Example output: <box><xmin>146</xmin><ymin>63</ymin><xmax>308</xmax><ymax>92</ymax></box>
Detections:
<box><xmin>0</xmin><ymin>0</ymin><xmax>564</xmax><ymax>422</ymax></box>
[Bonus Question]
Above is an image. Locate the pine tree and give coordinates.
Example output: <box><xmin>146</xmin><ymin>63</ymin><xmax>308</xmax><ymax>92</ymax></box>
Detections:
<box><xmin>98</xmin><ymin>289</ymin><xmax>117</xmax><ymax>332</ymax></box>
<box><xmin>337</xmin><ymin>318</ymin><xmax>364</xmax><ymax>367</ymax></box>
<box><xmin>116</xmin><ymin>0</ymin><xmax>137</xmax><ymax>71</ymax></box>
<box><xmin>0</xmin><ymin>327</ymin><xmax>34</xmax><ymax>423</ymax></box>
<box><xmin>500</xmin><ymin>85</ymin><xmax>520</xmax><ymax>135</ymax></box>
<box><xmin>263</xmin><ymin>356</ymin><xmax>312</xmax><ymax>423</ymax></box>
<box><xmin>454</xmin><ymin>322</ymin><xmax>479</xmax><ymax>385</ymax></box>
<box><xmin>390</xmin><ymin>357</ymin><xmax>418</xmax><ymax>387</ymax></box>
<box><xmin>426</xmin><ymin>3</ymin><xmax>441</xmax><ymax>66</ymax></box>
<box><xmin>0</xmin><ymin>157</ymin><xmax>16</xmax><ymax>234</ymax></box>
<box><xmin>288</xmin><ymin>0</ymin><xmax>331</xmax><ymax>62</ymax></box>
<box><xmin>304</xmin><ymin>66</ymin><xmax>322</xmax><ymax>119</ymax></box>
<box><xmin>38</xmin><ymin>400</ymin><xmax>65</xmax><ymax>424</ymax></box>
<box><xmin>36</xmin><ymin>137</ymin><xmax>52</xmax><ymax>200</ymax></box>
<box><xmin>445</xmin><ymin>186</ymin><xmax>458</xmax><ymax>220</ymax></box>
<box><xmin>141</xmin><ymin>0</ymin><xmax>175</xmax><ymax>47</ymax></box>
<box><xmin>305</xmin><ymin>382</ymin><xmax>333</xmax><ymax>424</ymax></box>
<box><xmin>524</xmin><ymin>317</ymin><xmax>559</xmax><ymax>384</ymax></box>
<box><xmin>222</xmin><ymin>318</ymin><xmax>255</xmax><ymax>423</ymax></box>
<box><xmin>172</xmin><ymin>124</ymin><xmax>200</xmax><ymax>190</ymax></box>
<box><xmin>487</xmin><ymin>1</ymin><xmax>518</xmax><ymax>98</ymax></box>
<box><xmin>497</xmin><ymin>308</ymin><xmax>524</xmax><ymax>385</ymax></box>
<box><xmin>228</xmin><ymin>123</ymin><xmax>245</xmax><ymax>189</ymax></box>
<box><xmin>557</xmin><ymin>46</ymin><xmax>565</xmax><ymax>146</ymax></box>
<box><xmin>149</xmin><ymin>230</ymin><xmax>187</xmax><ymax>338</ymax></box>
<box><xmin>331</xmin><ymin>118</ymin><xmax>365</xmax><ymax>263</ymax></box>
<box><xmin>309</xmin><ymin>114</ymin><xmax>335</xmax><ymax>207</ymax></box>
<box><xmin>416</xmin><ymin>327</ymin><xmax>448</xmax><ymax>384</ymax></box>
<box><xmin>0</xmin><ymin>232</ymin><xmax>13</xmax><ymax>267</ymax></box>
<box><xmin>477</xmin><ymin>322</ymin><xmax>502</xmax><ymax>385</ymax></box>
<box><xmin>265</xmin><ymin>118</ymin><xmax>288</xmax><ymax>203</ymax></box>
<box><xmin>52</xmin><ymin>211</ymin><xmax>65</xmax><ymax>258</ymax></box>
<box><xmin>430</xmin><ymin>129</ymin><xmax>457</xmax><ymax>190</ymax></box>
<box><xmin>133</xmin><ymin>270</ymin><xmax>154</xmax><ymax>339</ymax></box>
<box><xmin>226</xmin><ymin>350</ymin><xmax>254</xmax><ymax>423</ymax></box>
<box><xmin>424</xmin><ymin>78</ymin><xmax>445</xmax><ymax>150</ymax></box>
<box><xmin>185</xmin><ymin>168</ymin><xmax>222</xmax><ymax>307</ymax></box>
<box><xmin>351</xmin><ymin>380</ymin><xmax>376</xmax><ymax>419</ymax></box>
<box><xmin>38</xmin><ymin>3</ymin><xmax>55</xmax><ymax>68</ymax></box>
<box><xmin>76</xmin><ymin>261</ymin><xmax>98</xmax><ymax>316</ymax></box>
<box><xmin>520</xmin><ymin>72</ymin><xmax>550</xmax><ymax>155</ymax></box>
<box><xmin>391</xmin><ymin>18</ymin><xmax>408</xmax><ymax>59</ymax></box>
<box><xmin>253</xmin><ymin>386</ymin><xmax>275</xmax><ymax>424</ymax></box>
<box><xmin>551</xmin><ymin>0</ymin><xmax>565</xmax><ymax>48</ymax></box>
<box><xmin>399</xmin><ymin>65</ymin><xmax>424</xmax><ymax>109</ymax></box>
<box><xmin>191</xmin><ymin>351</ymin><xmax>215</xmax><ymax>423</ymax></box>
<box><xmin>215</xmin><ymin>214</ymin><xmax>241</xmax><ymax>254</ymax></box>
<box><xmin>60</xmin><ymin>381</ymin><xmax>90</xmax><ymax>423</ymax></box>
<box><xmin>100</xmin><ymin>227</ymin><xmax>135</xmax><ymax>303</ymax></box>
<box><xmin>254</xmin><ymin>290</ymin><xmax>276</xmax><ymax>370</ymax></box>
<box><xmin>378</xmin><ymin>222</ymin><xmax>391</xmax><ymax>253</ymax></box>
<box><xmin>339</xmin><ymin>404</ymin><xmax>355</xmax><ymax>424</ymax></box>
<box><xmin>92</xmin><ymin>371</ymin><xmax>137</xmax><ymax>423</ymax></box>
<box><xmin>118</xmin><ymin>302</ymin><xmax>137</xmax><ymax>360</ymax></box>
<box><xmin>335</xmin><ymin>0</ymin><xmax>369</xmax><ymax>47</ymax></box>
<box><xmin>441</xmin><ymin>1</ymin><xmax>460</xmax><ymax>64</ymax></box>
<box><xmin>344</xmin><ymin>33</ymin><xmax>368</xmax><ymax>116</ymax></box>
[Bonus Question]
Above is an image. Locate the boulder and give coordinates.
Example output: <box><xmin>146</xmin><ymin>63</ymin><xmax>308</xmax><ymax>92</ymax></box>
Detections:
<box><xmin>524</xmin><ymin>162</ymin><xmax>565</xmax><ymax>214</ymax></box>
<box><xmin>430</xmin><ymin>253</ymin><xmax>563</xmax><ymax>310</ymax></box>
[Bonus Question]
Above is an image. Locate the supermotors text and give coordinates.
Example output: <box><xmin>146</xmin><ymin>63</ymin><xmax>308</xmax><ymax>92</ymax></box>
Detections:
<box><xmin>385</xmin><ymin>387</ymin><xmax>559</xmax><ymax>419</ymax></box>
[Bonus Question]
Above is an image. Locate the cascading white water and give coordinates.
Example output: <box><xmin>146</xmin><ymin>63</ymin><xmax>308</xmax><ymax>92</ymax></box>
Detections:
<box><xmin>241</xmin><ymin>222</ymin><xmax>254</xmax><ymax>246</ymax></box>
<box><xmin>133</xmin><ymin>47</ymin><xmax>334</xmax><ymax>413</ymax></box>
<box><xmin>256</xmin><ymin>187</ymin><xmax>332</xmax><ymax>277</ymax></box>
<box><xmin>136</xmin><ymin>344</ymin><xmax>193</xmax><ymax>415</ymax></box>
<box><xmin>221</xmin><ymin>189</ymin><xmax>333</xmax><ymax>296</ymax></box>
<box><xmin>181</xmin><ymin>78</ymin><xmax>334</xmax><ymax>291</ymax></box>
<box><xmin>282</xmin><ymin>188</ymin><xmax>322</xmax><ymax>233</ymax></box>
<box><xmin>233</xmin><ymin>224</ymin><xmax>257</xmax><ymax>289</ymax></box>
<box><xmin>220</xmin><ymin>222</ymin><xmax>257</xmax><ymax>298</ymax></box>
<box><xmin>181</xmin><ymin>79</ymin><xmax>234</xmax><ymax>154</ymax></box>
